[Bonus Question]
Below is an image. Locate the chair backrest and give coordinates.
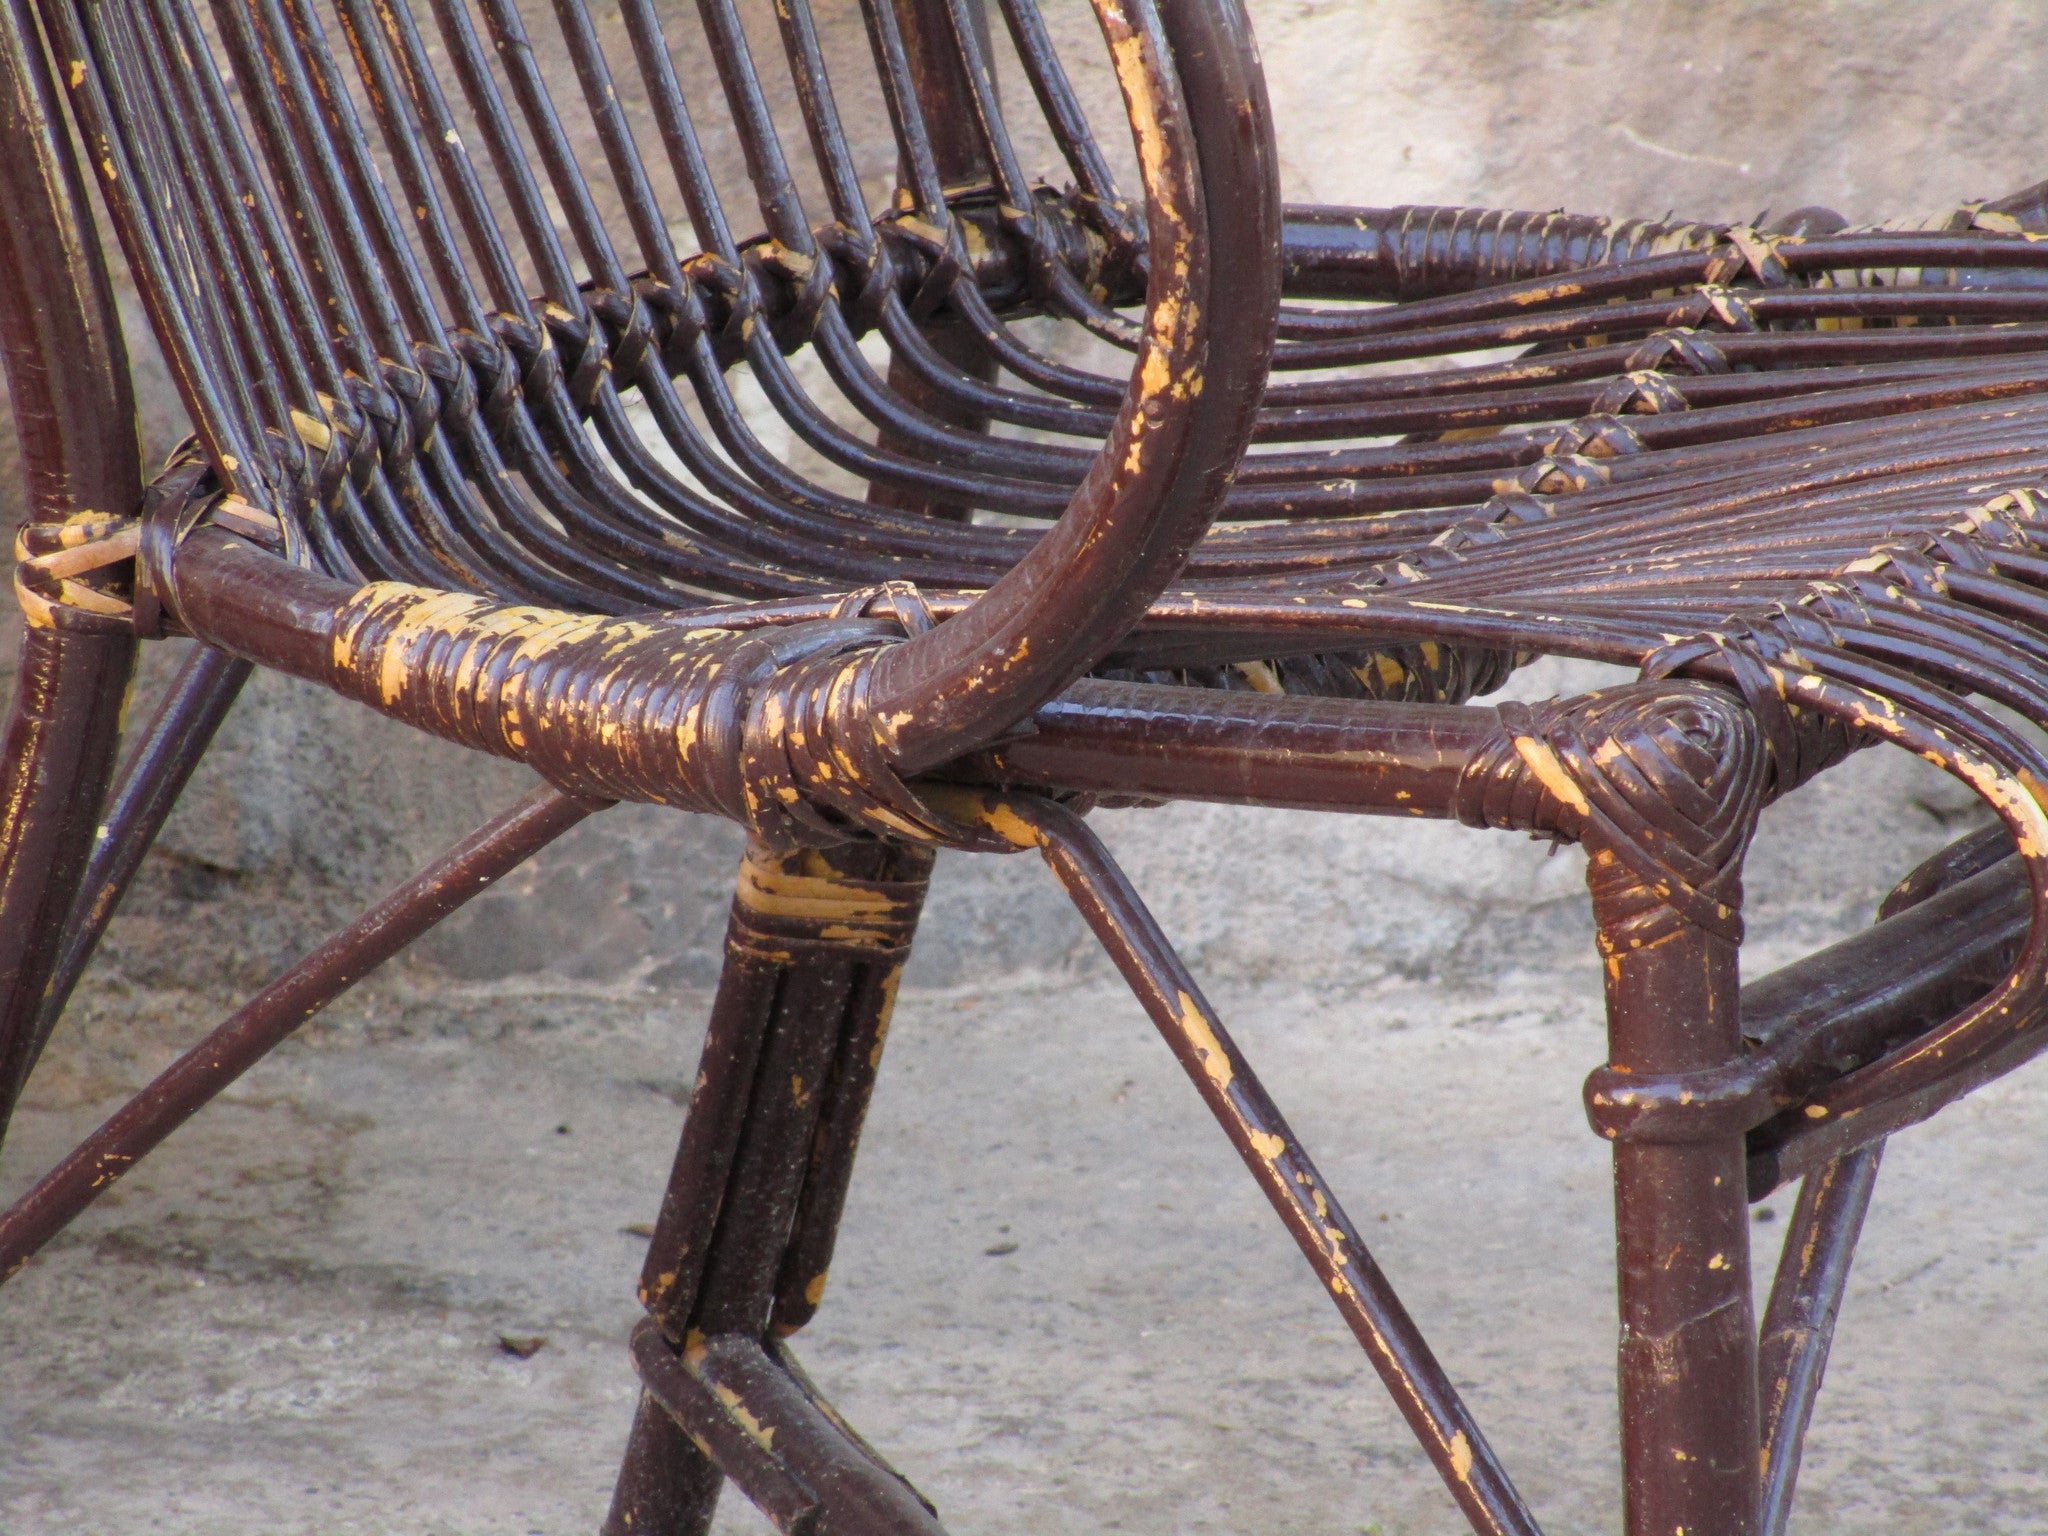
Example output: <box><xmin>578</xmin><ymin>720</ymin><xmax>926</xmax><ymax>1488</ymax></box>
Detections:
<box><xmin>26</xmin><ymin>0</ymin><xmax>1279</xmax><ymax>770</ymax></box>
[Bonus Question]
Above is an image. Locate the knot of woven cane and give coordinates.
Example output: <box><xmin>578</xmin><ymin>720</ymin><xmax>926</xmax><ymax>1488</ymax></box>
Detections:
<box><xmin>1839</xmin><ymin>542</ymin><xmax>1951</xmax><ymax>600</ymax></box>
<box><xmin>13</xmin><ymin>512</ymin><xmax>140</xmax><ymax>634</ymax></box>
<box><xmin>329</xmin><ymin>376</ymin><xmax>399</xmax><ymax>489</ymax></box>
<box><xmin>819</xmin><ymin>220</ymin><xmax>901</xmax><ymax>336</ymax></box>
<box><xmin>384</xmin><ymin>357</ymin><xmax>440</xmax><ymax>462</ymax></box>
<box><xmin>1624</xmin><ymin>327</ymin><xmax>1730</xmax><ymax>376</ymax></box>
<box><xmin>583</xmin><ymin>285</ymin><xmax>660</xmax><ymax>384</ymax></box>
<box><xmin>1641</xmin><ymin>620</ymin><xmax>1862</xmax><ymax>798</ymax></box>
<box><xmin>309</xmin><ymin>388</ymin><xmax>379</xmax><ymax>496</ymax></box>
<box><xmin>412</xmin><ymin>340</ymin><xmax>475</xmax><ymax>450</ymax></box>
<box><xmin>1541</xmin><ymin>413</ymin><xmax>1646</xmax><ymax>460</ymax></box>
<box><xmin>746</xmin><ymin>241</ymin><xmax>839</xmax><ymax>354</ymax></box>
<box><xmin>1701</xmin><ymin>225</ymin><xmax>1795</xmax><ymax>289</ymax></box>
<box><xmin>1455</xmin><ymin>684</ymin><xmax>1767</xmax><ymax>947</ymax></box>
<box><xmin>489</xmin><ymin>310</ymin><xmax>603</xmax><ymax>416</ymax></box>
<box><xmin>1680</xmin><ymin>283</ymin><xmax>1762</xmax><ymax>333</ymax></box>
<box><xmin>1590</xmin><ymin>370</ymin><xmax>1692</xmax><ymax>416</ymax></box>
<box><xmin>350</xmin><ymin>367</ymin><xmax>418</xmax><ymax>480</ymax></box>
<box><xmin>326</xmin><ymin>579</ymin><xmax>1010</xmax><ymax>854</ymax></box>
<box><xmin>452</xmin><ymin>327</ymin><xmax>525</xmax><ymax>441</ymax></box>
<box><xmin>872</xmin><ymin>208</ymin><xmax>970</xmax><ymax>323</ymax></box>
<box><xmin>1408</xmin><ymin>490</ymin><xmax>1556</xmax><ymax>573</ymax></box>
<box><xmin>1504</xmin><ymin>453</ymin><xmax>1611</xmax><ymax>495</ymax></box>
<box><xmin>285</xmin><ymin>390</ymin><xmax>359</xmax><ymax>503</ymax></box>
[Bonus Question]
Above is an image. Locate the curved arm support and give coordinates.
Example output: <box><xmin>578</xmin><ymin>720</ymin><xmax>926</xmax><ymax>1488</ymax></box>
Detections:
<box><xmin>866</xmin><ymin>0</ymin><xmax>1281</xmax><ymax>774</ymax></box>
<box><xmin>0</xmin><ymin>0</ymin><xmax>142</xmax><ymax>1136</ymax></box>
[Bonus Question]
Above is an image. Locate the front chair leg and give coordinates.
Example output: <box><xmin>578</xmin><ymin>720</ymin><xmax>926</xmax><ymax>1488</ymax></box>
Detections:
<box><xmin>1457</xmin><ymin>682</ymin><xmax>1770</xmax><ymax>1535</ymax></box>
<box><xmin>1601</xmin><ymin>901</ymin><xmax>1760</xmax><ymax>1536</ymax></box>
<box><xmin>605</xmin><ymin>1390</ymin><xmax>725</xmax><ymax>1536</ymax></box>
<box><xmin>1573</xmin><ymin>690</ymin><xmax>1769</xmax><ymax>1536</ymax></box>
<box><xmin>604</xmin><ymin>837</ymin><xmax>934</xmax><ymax>1536</ymax></box>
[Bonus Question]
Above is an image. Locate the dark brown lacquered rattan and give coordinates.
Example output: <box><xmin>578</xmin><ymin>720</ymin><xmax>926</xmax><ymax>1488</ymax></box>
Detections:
<box><xmin>8</xmin><ymin>1</ymin><xmax>2048</xmax><ymax>1531</ymax></box>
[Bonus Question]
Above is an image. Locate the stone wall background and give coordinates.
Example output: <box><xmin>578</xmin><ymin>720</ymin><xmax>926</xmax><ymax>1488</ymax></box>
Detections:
<box><xmin>3</xmin><ymin>0</ymin><xmax>2039</xmax><ymax>1020</ymax></box>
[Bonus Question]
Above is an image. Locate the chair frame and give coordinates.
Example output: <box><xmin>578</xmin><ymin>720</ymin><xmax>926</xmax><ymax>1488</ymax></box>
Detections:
<box><xmin>6</xmin><ymin>3</ymin><xmax>2048</xmax><ymax>1534</ymax></box>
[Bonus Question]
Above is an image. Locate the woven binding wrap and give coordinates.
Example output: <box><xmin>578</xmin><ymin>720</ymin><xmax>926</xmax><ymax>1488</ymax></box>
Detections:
<box><xmin>1455</xmin><ymin>683</ymin><xmax>1769</xmax><ymax>949</ymax></box>
<box><xmin>12</xmin><ymin>515</ymin><xmax>138</xmax><ymax>634</ymax></box>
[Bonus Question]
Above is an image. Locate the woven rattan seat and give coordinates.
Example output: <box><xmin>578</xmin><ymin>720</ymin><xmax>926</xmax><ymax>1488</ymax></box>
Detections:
<box><xmin>8</xmin><ymin>1</ymin><xmax>2048</xmax><ymax>1531</ymax></box>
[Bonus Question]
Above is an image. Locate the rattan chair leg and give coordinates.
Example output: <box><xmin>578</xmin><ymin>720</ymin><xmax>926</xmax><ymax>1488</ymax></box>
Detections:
<box><xmin>614</xmin><ymin>839</ymin><xmax>933</xmax><ymax>1535</ymax></box>
<box><xmin>0</xmin><ymin>785</ymin><xmax>600</xmax><ymax>1281</ymax></box>
<box><xmin>1577</xmin><ymin>695</ymin><xmax>1767</xmax><ymax>1536</ymax></box>
<box><xmin>1603</xmin><ymin>918</ymin><xmax>1762</xmax><ymax>1536</ymax></box>
<box><xmin>0</xmin><ymin>627</ymin><xmax>134</xmax><ymax>1140</ymax></box>
<box><xmin>25</xmin><ymin>644</ymin><xmax>250</xmax><ymax>1086</ymax></box>
<box><xmin>603</xmin><ymin>1388</ymin><xmax>725</xmax><ymax>1536</ymax></box>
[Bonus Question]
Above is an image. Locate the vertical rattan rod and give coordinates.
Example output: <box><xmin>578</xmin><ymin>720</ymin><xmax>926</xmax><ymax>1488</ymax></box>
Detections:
<box><xmin>768</xmin><ymin>844</ymin><xmax>932</xmax><ymax>1334</ymax></box>
<box><xmin>603</xmin><ymin>1389</ymin><xmax>727</xmax><ymax>1536</ymax></box>
<box><xmin>633</xmin><ymin>939</ymin><xmax>787</xmax><ymax>1336</ymax></box>
<box><xmin>0</xmin><ymin>0</ymin><xmax>144</xmax><ymax>1139</ymax></box>
<box><xmin>1600</xmin><ymin>911</ymin><xmax>1761</xmax><ymax>1536</ymax></box>
<box><xmin>996</xmin><ymin>0</ymin><xmax>1122</xmax><ymax>205</ymax></box>
<box><xmin>675</xmin><ymin>958</ymin><xmax>871</xmax><ymax>1339</ymax></box>
<box><xmin>867</xmin><ymin>0</ymin><xmax>1003</xmax><ymax>521</ymax></box>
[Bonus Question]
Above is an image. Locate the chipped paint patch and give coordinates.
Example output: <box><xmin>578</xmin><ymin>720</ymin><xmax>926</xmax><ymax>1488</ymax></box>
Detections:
<box><xmin>1177</xmin><ymin>992</ymin><xmax>1233</xmax><ymax>1092</ymax></box>
<box><xmin>1511</xmin><ymin>735</ymin><xmax>1591</xmax><ymax>817</ymax></box>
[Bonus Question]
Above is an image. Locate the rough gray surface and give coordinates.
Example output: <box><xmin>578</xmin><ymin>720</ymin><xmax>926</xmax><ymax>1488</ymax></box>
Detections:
<box><xmin>8</xmin><ymin>969</ymin><xmax>2048</xmax><ymax>1534</ymax></box>
<box><xmin>3</xmin><ymin>0</ymin><xmax>2047</xmax><ymax>1530</ymax></box>
<box><xmin>1267</xmin><ymin>1</ymin><xmax>2048</xmax><ymax>230</ymax></box>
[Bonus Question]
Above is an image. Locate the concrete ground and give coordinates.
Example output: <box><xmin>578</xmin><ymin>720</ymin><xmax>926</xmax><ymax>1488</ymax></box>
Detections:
<box><xmin>6</xmin><ymin>949</ymin><xmax>2048</xmax><ymax>1535</ymax></box>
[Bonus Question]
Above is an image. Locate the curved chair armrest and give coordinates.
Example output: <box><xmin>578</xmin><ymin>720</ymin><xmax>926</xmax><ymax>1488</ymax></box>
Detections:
<box><xmin>866</xmin><ymin>0</ymin><xmax>1281</xmax><ymax>774</ymax></box>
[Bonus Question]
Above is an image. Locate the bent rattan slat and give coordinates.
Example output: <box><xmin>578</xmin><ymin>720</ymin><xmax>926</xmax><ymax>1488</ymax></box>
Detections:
<box><xmin>10</xmin><ymin>1</ymin><xmax>2048</xmax><ymax>1533</ymax></box>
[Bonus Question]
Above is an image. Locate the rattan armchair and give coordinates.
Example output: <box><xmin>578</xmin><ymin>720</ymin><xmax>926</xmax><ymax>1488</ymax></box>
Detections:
<box><xmin>6</xmin><ymin>1</ymin><xmax>2048</xmax><ymax>1532</ymax></box>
